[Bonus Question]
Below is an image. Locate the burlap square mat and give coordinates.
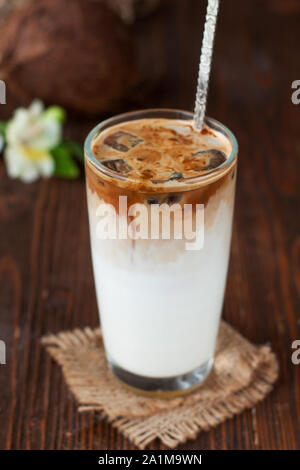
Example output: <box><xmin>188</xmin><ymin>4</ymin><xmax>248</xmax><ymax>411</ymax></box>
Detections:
<box><xmin>41</xmin><ymin>322</ymin><xmax>278</xmax><ymax>449</ymax></box>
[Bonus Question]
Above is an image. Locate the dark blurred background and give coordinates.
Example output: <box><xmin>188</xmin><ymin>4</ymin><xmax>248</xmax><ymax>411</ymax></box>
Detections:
<box><xmin>0</xmin><ymin>0</ymin><xmax>299</xmax><ymax>450</ymax></box>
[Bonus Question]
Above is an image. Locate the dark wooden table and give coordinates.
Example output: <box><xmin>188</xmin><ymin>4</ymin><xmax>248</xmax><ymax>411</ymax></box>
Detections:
<box><xmin>0</xmin><ymin>0</ymin><xmax>299</xmax><ymax>450</ymax></box>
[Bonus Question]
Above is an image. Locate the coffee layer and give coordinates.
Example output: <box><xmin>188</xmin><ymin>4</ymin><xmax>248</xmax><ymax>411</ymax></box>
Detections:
<box><xmin>91</xmin><ymin>118</ymin><xmax>232</xmax><ymax>186</ymax></box>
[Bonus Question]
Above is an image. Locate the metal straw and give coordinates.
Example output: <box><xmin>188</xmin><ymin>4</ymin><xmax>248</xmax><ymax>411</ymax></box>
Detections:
<box><xmin>194</xmin><ymin>0</ymin><xmax>220</xmax><ymax>130</ymax></box>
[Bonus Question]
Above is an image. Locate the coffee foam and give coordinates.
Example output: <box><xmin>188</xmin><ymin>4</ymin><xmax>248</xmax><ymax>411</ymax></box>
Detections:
<box><xmin>91</xmin><ymin>118</ymin><xmax>232</xmax><ymax>187</ymax></box>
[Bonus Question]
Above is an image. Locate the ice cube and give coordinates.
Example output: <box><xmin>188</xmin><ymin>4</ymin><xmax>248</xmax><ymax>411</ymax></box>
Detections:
<box><xmin>101</xmin><ymin>159</ymin><xmax>132</xmax><ymax>174</ymax></box>
<box><xmin>147</xmin><ymin>194</ymin><xmax>182</xmax><ymax>205</ymax></box>
<box><xmin>104</xmin><ymin>131</ymin><xmax>143</xmax><ymax>152</ymax></box>
<box><xmin>151</xmin><ymin>171</ymin><xmax>184</xmax><ymax>185</ymax></box>
<box><xmin>167</xmin><ymin>171</ymin><xmax>183</xmax><ymax>181</ymax></box>
<box><xmin>192</xmin><ymin>149</ymin><xmax>227</xmax><ymax>170</ymax></box>
<box><xmin>147</xmin><ymin>197</ymin><xmax>160</xmax><ymax>205</ymax></box>
<box><xmin>164</xmin><ymin>194</ymin><xmax>182</xmax><ymax>205</ymax></box>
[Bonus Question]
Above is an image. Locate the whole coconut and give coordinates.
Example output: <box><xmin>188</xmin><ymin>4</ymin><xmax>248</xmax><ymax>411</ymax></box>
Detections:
<box><xmin>0</xmin><ymin>0</ymin><xmax>137</xmax><ymax>114</ymax></box>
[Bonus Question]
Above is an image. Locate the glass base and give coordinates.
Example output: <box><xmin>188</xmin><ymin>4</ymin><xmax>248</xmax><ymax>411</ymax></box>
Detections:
<box><xmin>107</xmin><ymin>357</ymin><xmax>214</xmax><ymax>398</ymax></box>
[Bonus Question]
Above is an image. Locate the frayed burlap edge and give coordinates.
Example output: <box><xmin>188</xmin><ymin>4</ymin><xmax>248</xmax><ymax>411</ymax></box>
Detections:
<box><xmin>108</xmin><ymin>348</ymin><xmax>278</xmax><ymax>448</ymax></box>
<box><xmin>41</xmin><ymin>322</ymin><xmax>279</xmax><ymax>449</ymax></box>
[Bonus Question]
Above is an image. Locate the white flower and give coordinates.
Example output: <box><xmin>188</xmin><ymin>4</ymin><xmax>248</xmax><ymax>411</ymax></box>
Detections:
<box><xmin>4</xmin><ymin>145</ymin><xmax>55</xmax><ymax>183</ymax></box>
<box><xmin>4</xmin><ymin>100</ymin><xmax>63</xmax><ymax>183</ymax></box>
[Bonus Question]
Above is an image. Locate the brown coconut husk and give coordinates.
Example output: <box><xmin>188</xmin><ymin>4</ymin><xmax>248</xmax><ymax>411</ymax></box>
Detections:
<box><xmin>0</xmin><ymin>0</ymin><xmax>30</xmax><ymax>24</ymax></box>
<box><xmin>102</xmin><ymin>0</ymin><xmax>161</xmax><ymax>23</ymax></box>
<box><xmin>0</xmin><ymin>0</ymin><xmax>138</xmax><ymax>115</ymax></box>
<box><xmin>0</xmin><ymin>0</ymin><xmax>161</xmax><ymax>25</ymax></box>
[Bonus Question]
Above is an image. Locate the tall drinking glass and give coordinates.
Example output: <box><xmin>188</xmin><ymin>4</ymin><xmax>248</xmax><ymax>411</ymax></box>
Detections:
<box><xmin>84</xmin><ymin>109</ymin><xmax>238</xmax><ymax>396</ymax></box>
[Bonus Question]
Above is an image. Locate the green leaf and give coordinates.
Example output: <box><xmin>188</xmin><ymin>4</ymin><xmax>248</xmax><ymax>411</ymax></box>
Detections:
<box><xmin>0</xmin><ymin>121</ymin><xmax>7</xmax><ymax>139</ymax></box>
<box><xmin>51</xmin><ymin>143</ymin><xmax>80</xmax><ymax>179</ymax></box>
<box><xmin>63</xmin><ymin>140</ymin><xmax>84</xmax><ymax>163</ymax></box>
<box><xmin>44</xmin><ymin>106</ymin><xmax>66</xmax><ymax>123</ymax></box>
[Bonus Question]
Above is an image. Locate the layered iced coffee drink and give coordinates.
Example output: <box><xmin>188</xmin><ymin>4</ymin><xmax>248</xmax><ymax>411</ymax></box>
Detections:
<box><xmin>84</xmin><ymin>109</ymin><xmax>238</xmax><ymax>395</ymax></box>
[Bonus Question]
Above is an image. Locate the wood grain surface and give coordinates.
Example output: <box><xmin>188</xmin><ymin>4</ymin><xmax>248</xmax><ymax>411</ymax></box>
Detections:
<box><xmin>0</xmin><ymin>0</ymin><xmax>299</xmax><ymax>449</ymax></box>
